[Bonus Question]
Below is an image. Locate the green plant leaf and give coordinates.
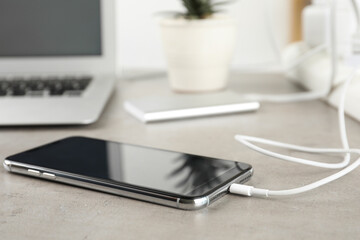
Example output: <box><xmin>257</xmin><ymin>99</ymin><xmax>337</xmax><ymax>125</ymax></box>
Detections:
<box><xmin>212</xmin><ymin>0</ymin><xmax>237</xmax><ymax>6</ymax></box>
<box><xmin>180</xmin><ymin>0</ymin><xmax>234</xmax><ymax>19</ymax></box>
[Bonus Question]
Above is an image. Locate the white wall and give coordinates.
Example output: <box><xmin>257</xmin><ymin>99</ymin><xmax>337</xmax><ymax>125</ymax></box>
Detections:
<box><xmin>115</xmin><ymin>0</ymin><xmax>292</xmax><ymax>71</ymax></box>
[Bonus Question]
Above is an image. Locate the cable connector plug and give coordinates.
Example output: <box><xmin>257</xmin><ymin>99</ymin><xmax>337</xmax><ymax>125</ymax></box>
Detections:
<box><xmin>229</xmin><ymin>184</ymin><xmax>269</xmax><ymax>198</ymax></box>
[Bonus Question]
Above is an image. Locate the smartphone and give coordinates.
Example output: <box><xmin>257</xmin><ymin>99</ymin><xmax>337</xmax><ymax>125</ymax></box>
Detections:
<box><xmin>3</xmin><ymin>136</ymin><xmax>252</xmax><ymax>210</ymax></box>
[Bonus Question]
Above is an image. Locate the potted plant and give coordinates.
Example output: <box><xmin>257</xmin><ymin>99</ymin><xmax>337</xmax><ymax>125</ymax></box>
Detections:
<box><xmin>159</xmin><ymin>0</ymin><xmax>237</xmax><ymax>93</ymax></box>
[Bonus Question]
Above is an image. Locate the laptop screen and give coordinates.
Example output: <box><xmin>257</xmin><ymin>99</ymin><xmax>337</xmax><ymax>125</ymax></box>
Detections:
<box><xmin>0</xmin><ymin>0</ymin><xmax>102</xmax><ymax>57</ymax></box>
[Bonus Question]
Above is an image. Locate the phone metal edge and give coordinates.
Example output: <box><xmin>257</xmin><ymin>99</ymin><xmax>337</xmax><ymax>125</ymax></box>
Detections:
<box><xmin>3</xmin><ymin>159</ymin><xmax>253</xmax><ymax>210</ymax></box>
<box><xmin>178</xmin><ymin>168</ymin><xmax>253</xmax><ymax>210</ymax></box>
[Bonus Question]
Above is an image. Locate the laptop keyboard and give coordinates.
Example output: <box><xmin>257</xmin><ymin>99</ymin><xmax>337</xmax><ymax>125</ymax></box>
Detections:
<box><xmin>0</xmin><ymin>76</ymin><xmax>92</xmax><ymax>97</ymax></box>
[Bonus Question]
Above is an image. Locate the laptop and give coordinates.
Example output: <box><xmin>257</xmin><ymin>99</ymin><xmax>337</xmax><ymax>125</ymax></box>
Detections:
<box><xmin>0</xmin><ymin>0</ymin><xmax>116</xmax><ymax>125</ymax></box>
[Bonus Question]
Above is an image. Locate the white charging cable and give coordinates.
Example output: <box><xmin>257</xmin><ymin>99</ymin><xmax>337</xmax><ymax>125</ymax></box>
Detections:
<box><xmin>284</xmin><ymin>44</ymin><xmax>327</xmax><ymax>71</ymax></box>
<box><xmin>351</xmin><ymin>0</ymin><xmax>360</xmax><ymax>53</ymax></box>
<box><xmin>242</xmin><ymin>0</ymin><xmax>337</xmax><ymax>103</ymax></box>
<box><xmin>242</xmin><ymin>0</ymin><xmax>338</xmax><ymax>103</ymax></box>
<box><xmin>261</xmin><ymin>0</ymin><xmax>328</xmax><ymax>73</ymax></box>
<box><xmin>236</xmin><ymin>0</ymin><xmax>327</xmax><ymax>72</ymax></box>
<box><xmin>231</xmin><ymin>69</ymin><xmax>360</xmax><ymax>197</ymax></box>
<box><xmin>351</xmin><ymin>0</ymin><xmax>360</xmax><ymax>34</ymax></box>
<box><xmin>230</xmin><ymin>0</ymin><xmax>360</xmax><ymax>198</ymax></box>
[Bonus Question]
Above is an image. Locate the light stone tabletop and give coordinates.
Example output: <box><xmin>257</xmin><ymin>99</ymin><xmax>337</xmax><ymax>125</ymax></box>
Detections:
<box><xmin>1</xmin><ymin>72</ymin><xmax>359</xmax><ymax>240</ymax></box>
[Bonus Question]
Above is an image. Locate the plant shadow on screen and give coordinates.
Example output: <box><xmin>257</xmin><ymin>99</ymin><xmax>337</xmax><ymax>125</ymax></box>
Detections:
<box><xmin>167</xmin><ymin>154</ymin><xmax>230</xmax><ymax>195</ymax></box>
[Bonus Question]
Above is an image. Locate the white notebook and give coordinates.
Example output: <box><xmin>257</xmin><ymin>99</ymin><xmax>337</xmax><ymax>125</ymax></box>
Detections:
<box><xmin>124</xmin><ymin>91</ymin><xmax>260</xmax><ymax>123</ymax></box>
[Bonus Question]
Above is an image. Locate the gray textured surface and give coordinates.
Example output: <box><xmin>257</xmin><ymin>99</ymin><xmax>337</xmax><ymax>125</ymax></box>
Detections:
<box><xmin>1</xmin><ymin>72</ymin><xmax>360</xmax><ymax>239</ymax></box>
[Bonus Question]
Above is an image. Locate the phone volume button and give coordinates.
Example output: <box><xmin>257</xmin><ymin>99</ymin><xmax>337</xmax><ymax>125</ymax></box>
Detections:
<box><xmin>27</xmin><ymin>169</ymin><xmax>40</xmax><ymax>176</ymax></box>
<box><xmin>42</xmin><ymin>172</ymin><xmax>56</xmax><ymax>179</ymax></box>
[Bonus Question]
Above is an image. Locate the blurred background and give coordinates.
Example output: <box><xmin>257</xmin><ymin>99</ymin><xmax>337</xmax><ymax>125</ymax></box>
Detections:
<box><xmin>116</xmin><ymin>0</ymin><xmax>311</xmax><ymax>72</ymax></box>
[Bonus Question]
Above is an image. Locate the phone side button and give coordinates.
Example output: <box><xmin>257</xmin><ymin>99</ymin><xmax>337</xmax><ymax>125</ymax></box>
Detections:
<box><xmin>27</xmin><ymin>169</ymin><xmax>40</xmax><ymax>176</ymax></box>
<box><xmin>42</xmin><ymin>172</ymin><xmax>56</xmax><ymax>180</ymax></box>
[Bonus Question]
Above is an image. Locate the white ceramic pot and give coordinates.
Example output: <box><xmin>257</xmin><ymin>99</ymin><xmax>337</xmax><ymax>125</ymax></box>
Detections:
<box><xmin>160</xmin><ymin>15</ymin><xmax>237</xmax><ymax>92</ymax></box>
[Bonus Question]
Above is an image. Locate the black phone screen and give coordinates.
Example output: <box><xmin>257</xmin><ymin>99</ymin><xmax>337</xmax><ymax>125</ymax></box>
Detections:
<box><xmin>6</xmin><ymin>137</ymin><xmax>251</xmax><ymax>197</ymax></box>
<box><xmin>0</xmin><ymin>0</ymin><xmax>101</xmax><ymax>57</ymax></box>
